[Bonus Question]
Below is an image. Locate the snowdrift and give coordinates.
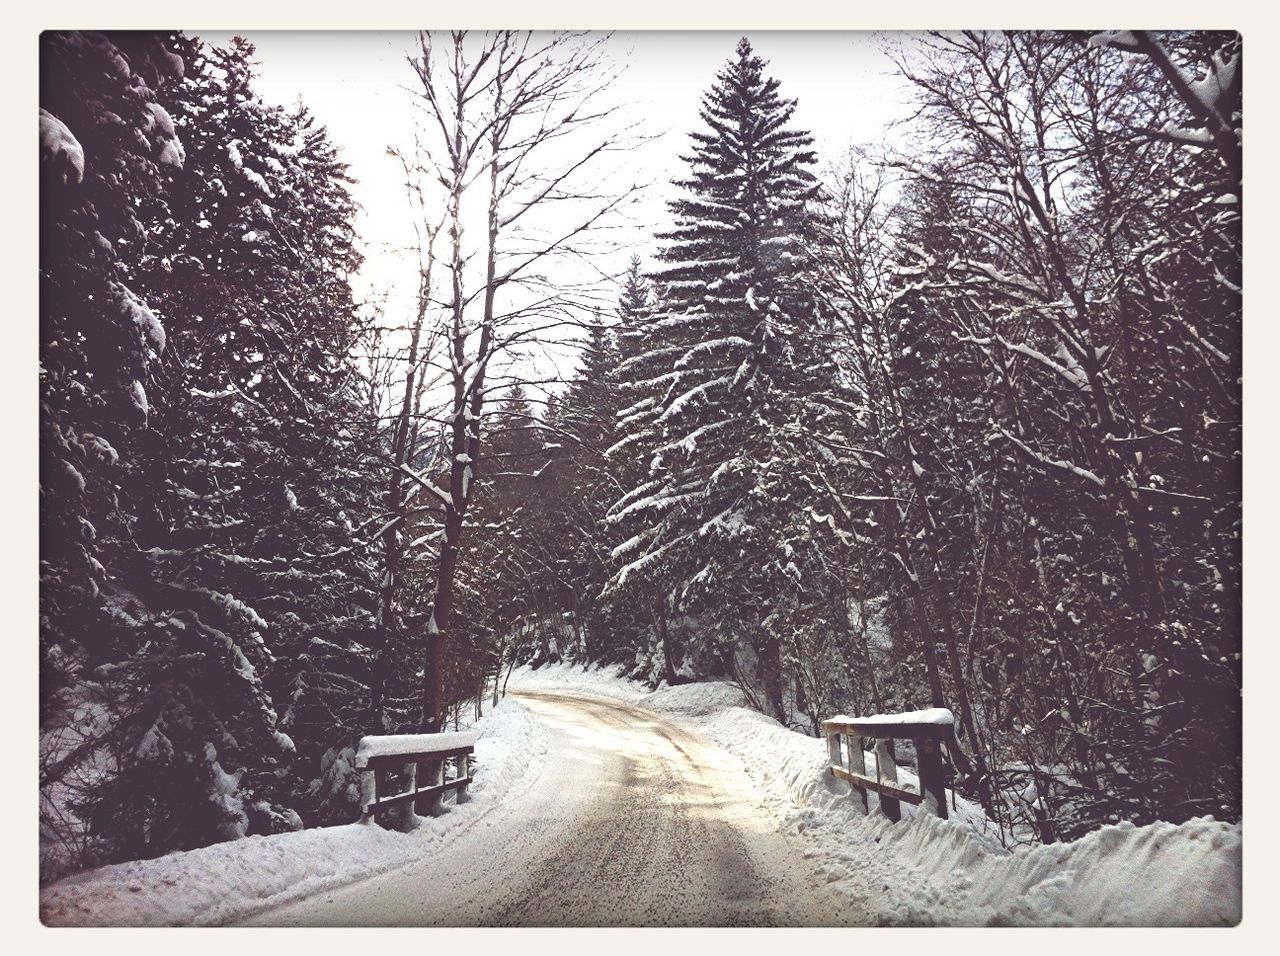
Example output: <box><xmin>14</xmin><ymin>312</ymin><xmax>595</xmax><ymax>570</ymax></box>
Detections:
<box><xmin>507</xmin><ymin>663</ymin><xmax>1242</xmax><ymax>926</ymax></box>
<box><xmin>39</xmin><ymin>697</ymin><xmax>549</xmax><ymax>927</ymax></box>
<box><xmin>41</xmin><ymin>663</ymin><xmax>1241</xmax><ymax>927</ymax></box>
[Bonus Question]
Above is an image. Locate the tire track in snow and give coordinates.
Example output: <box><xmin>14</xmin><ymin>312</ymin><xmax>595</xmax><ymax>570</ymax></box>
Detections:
<box><xmin>243</xmin><ymin>691</ymin><xmax>870</xmax><ymax>927</ymax></box>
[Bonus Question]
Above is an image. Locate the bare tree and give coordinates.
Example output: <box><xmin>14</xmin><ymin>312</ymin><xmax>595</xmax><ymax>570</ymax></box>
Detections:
<box><xmin>393</xmin><ymin>31</ymin><xmax>638</xmax><ymax>731</ymax></box>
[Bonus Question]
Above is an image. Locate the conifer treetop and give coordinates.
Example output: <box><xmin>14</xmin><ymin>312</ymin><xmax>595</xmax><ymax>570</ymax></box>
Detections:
<box><xmin>658</xmin><ymin>36</ymin><xmax>820</xmax><ymax>302</ymax></box>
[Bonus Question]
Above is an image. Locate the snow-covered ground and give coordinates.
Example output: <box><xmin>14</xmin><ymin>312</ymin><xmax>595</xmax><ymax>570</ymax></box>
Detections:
<box><xmin>39</xmin><ymin>697</ymin><xmax>550</xmax><ymax>926</ymax></box>
<box><xmin>242</xmin><ymin>691</ymin><xmax>868</xmax><ymax>927</ymax></box>
<box><xmin>505</xmin><ymin>663</ymin><xmax>1242</xmax><ymax>926</ymax></box>
<box><xmin>41</xmin><ymin>663</ymin><xmax>1241</xmax><ymax>926</ymax></box>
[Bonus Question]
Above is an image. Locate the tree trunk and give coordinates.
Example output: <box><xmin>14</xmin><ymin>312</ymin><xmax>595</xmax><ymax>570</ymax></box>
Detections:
<box><xmin>759</xmin><ymin>630</ymin><xmax>786</xmax><ymax>722</ymax></box>
<box><xmin>656</xmin><ymin>607</ymin><xmax>678</xmax><ymax>685</ymax></box>
<box><xmin>423</xmin><ymin>505</ymin><xmax>464</xmax><ymax>732</ymax></box>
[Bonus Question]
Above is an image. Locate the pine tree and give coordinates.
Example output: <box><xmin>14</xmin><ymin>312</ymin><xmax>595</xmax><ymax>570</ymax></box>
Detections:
<box><xmin>39</xmin><ymin>31</ymin><xmax>190</xmax><ymax>875</ymax></box>
<box><xmin>616</xmin><ymin>256</ymin><xmax>651</xmax><ymax>354</ymax></box>
<box><xmin>124</xmin><ymin>37</ymin><xmax>382</xmax><ymax>829</ymax></box>
<box><xmin>608</xmin><ymin>256</ymin><xmax>656</xmax><ymax>498</ymax></box>
<box><xmin>542</xmin><ymin>274</ymin><xmax>644</xmax><ymax>665</ymax></box>
<box><xmin>560</xmin><ymin>321</ymin><xmax>621</xmax><ymax>462</ymax></box>
<box><xmin>605</xmin><ymin>39</ymin><xmax>843</xmax><ymax>719</ymax></box>
<box><xmin>39</xmin><ymin>31</ymin><xmax>186</xmax><ymax>707</ymax></box>
<box><xmin>451</xmin><ymin>388</ymin><xmax>557</xmax><ymax>680</ymax></box>
<box><xmin>40</xmin><ymin>34</ymin><xmax>384</xmax><ymax>870</ymax></box>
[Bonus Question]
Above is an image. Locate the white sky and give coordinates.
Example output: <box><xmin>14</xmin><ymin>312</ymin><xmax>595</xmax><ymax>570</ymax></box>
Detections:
<box><xmin>198</xmin><ymin>30</ymin><xmax>918</xmax><ymax>393</ymax></box>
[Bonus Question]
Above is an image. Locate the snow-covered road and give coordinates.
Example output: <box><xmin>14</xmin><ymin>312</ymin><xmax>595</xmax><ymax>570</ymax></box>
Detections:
<box><xmin>40</xmin><ymin>667</ymin><xmax>1241</xmax><ymax>927</ymax></box>
<box><xmin>241</xmin><ymin>691</ymin><xmax>870</xmax><ymax>927</ymax></box>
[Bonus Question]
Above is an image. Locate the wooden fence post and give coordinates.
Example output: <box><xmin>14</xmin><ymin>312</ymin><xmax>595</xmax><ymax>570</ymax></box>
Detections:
<box><xmin>846</xmin><ymin>734</ymin><xmax>869</xmax><ymax>812</ymax></box>
<box><xmin>403</xmin><ymin>760</ymin><xmax>420</xmax><ymax>828</ymax></box>
<box><xmin>874</xmin><ymin>739</ymin><xmax>901</xmax><ymax>822</ymax></box>
<box><xmin>404</xmin><ymin>760</ymin><xmax>418</xmax><ymax>798</ymax></box>
<box><xmin>916</xmin><ymin>736</ymin><xmax>948</xmax><ymax>819</ymax></box>
<box><xmin>427</xmin><ymin>758</ymin><xmax>446</xmax><ymax>816</ymax></box>
<box><xmin>457</xmin><ymin>752</ymin><xmax>471</xmax><ymax>803</ymax></box>
<box><xmin>413</xmin><ymin>758</ymin><xmax>446</xmax><ymax>817</ymax></box>
<box><xmin>827</xmin><ymin>730</ymin><xmax>843</xmax><ymax>776</ymax></box>
<box><xmin>360</xmin><ymin>767</ymin><xmax>378</xmax><ymax>824</ymax></box>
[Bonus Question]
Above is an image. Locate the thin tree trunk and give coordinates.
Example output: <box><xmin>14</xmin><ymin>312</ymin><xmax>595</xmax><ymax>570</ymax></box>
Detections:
<box><xmin>656</xmin><ymin>606</ymin><xmax>678</xmax><ymax>685</ymax></box>
<box><xmin>759</xmin><ymin>630</ymin><xmax>786</xmax><ymax>723</ymax></box>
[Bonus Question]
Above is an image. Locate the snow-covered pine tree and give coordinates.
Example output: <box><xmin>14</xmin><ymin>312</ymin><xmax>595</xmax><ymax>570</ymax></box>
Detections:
<box><xmin>608</xmin><ymin>257</ymin><xmax>663</xmax><ymax>537</ymax></box>
<box><xmin>608</xmin><ymin>256</ymin><xmax>656</xmax><ymax>491</ymax></box>
<box><xmin>39</xmin><ymin>31</ymin><xmax>190</xmax><ymax>876</ymax></box>
<box><xmin>560</xmin><ymin>321</ymin><xmax>621</xmax><ymax>467</ymax></box>
<box><xmin>614</xmin><ymin>256</ymin><xmax>650</xmax><ymax>354</ymax></box>
<box><xmin>604</xmin><ymin>258</ymin><xmax>694</xmax><ymax>680</ymax></box>
<box><xmin>126</xmin><ymin>36</ymin><xmax>382</xmax><ymax>830</ymax></box>
<box><xmin>437</xmin><ymin>386</ymin><xmax>561</xmax><ymax>707</ymax></box>
<box><xmin>59</xmin><ymin>38</ymin><xmax>281</xmax><ymax>859</ymax></box>
<box><xmin>39</xmin><ymin>30</ymin><xmax>186</xmax><ymax>703</ymax></box>
<box><xmin>605</xmin><ymin>39</ymin><xmax>844</xmax><ymax>720</ymax></box>
<box><xmin>41</xmin><ymin>35</ymin><xmax>383</xmax><ymax>863</ymax></box>
<box><xmin>545</xmin><ymin>304</ymin><xmax>627</xmax><ymax>661</ymax></box>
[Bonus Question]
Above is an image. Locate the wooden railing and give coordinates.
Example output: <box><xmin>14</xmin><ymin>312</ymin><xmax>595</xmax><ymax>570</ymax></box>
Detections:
<box><xmin>821</xmin><ymin>709</ymin><xmax>964</xmax><ymax>822</ymax></box>
<box><xmin>355</xmin><ymin>731</ymin><xmax>479</xmax><ymax>826</ymax></box>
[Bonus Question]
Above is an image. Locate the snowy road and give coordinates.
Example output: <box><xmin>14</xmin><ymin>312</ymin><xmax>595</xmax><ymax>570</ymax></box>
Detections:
<box><xmin>241</xmin><ymin>691</ymin><xmax>870</xmax><ymax>927</ymax></box>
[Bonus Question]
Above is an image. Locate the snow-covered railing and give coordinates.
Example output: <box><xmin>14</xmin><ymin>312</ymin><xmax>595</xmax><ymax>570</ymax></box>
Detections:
<box><xmin>355</xmin><ymin>731</ymin><xmax>479</xmax><ymax>825</ymax></box>
<box><xmin>821</xmin><ymin>708</ymin><xmax>959</xmax><ymax>822</ymax></box>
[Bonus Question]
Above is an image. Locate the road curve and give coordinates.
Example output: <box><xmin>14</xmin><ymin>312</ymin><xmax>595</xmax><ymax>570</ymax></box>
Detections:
<box><xmin>242</xmin><ymin>691</ymin><xmax>869</xmax><ymax>927</ymax></box>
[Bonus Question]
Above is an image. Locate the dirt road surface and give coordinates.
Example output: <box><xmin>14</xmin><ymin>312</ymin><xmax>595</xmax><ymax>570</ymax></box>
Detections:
<box><xmin>242</xmin><ymin>691</ymin><xmax>868</xmax><ymax>927</ymax></box>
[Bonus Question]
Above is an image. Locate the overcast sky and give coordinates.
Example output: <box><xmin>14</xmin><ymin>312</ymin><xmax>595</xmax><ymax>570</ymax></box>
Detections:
<box><xmin>198</xmin><ymin>31</ymin><xmax>918</xmax><ymax>390</ymax></box>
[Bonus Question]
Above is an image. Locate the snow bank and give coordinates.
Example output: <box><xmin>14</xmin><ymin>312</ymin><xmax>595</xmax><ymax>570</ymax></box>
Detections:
<box><xmin>795</xmin><ymin>796</ymin><xmax>1239</xmax><ymax>926</ymax></box>
<box><xmin>44</xmin><ymin>664</ymin><xmax>1241</xmax><ymax>927</ymax></box>
<box><xmin>508</xmin><ymin>663</ymin><xmax>1241</xmax><ymax>926</ymax></box>
<box><xmin>505</xmin><ymin>660</ymin><xmax>649</xmax><ymax>702</ymax></box>
<box><xmin>40</xmin><ymin>697</ymin><xmax>549</xmax><ymax>927</ymax></box>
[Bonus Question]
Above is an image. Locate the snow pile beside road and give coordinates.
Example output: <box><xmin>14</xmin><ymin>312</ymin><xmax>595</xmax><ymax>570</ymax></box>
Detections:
<box><xmin>505</xmin><ymin>660</ymin><xmax>649</xmax><ymax>701</ymax></box>
<box><xmin>509</xmin><ymin>663</ymin><xmax>1242</xmax><ymax>926</ymax></box>
<box><xmin>797</xmin><ymin>793</ymin><xmax>1240</xmax><ymax>926</ymax></box>
<box><xmin>40</xmin><ymin>697</ymin><xmax>549</xmax><ymax>927</ymax></box>
<box><xmin>962</xmin><ymin>814</ymin><xmax>1239</xmax><ymax>926</ymax></box>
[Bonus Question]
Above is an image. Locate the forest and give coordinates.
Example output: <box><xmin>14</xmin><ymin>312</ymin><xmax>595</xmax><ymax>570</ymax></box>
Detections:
<box><xmin>39</xmin><ymin>29</ymin><xmax>1240</xmax><ymax>879</ymax></box>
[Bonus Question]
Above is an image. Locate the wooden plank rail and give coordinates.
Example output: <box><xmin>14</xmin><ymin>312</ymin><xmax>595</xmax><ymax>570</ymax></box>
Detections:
<box><xmin>355</xmin><ymin>731</ymin><xmax>479</xmax><ymax>827</ymax></box>
<box><xmin>821</xmin><ymin>708</ymin><xmax>960</xmax><ymax>822</ymax></box>
<box><xmin>830</xmin><ymin>765</ymin><xmax>922</xmax><ymax>806</ymax></box>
